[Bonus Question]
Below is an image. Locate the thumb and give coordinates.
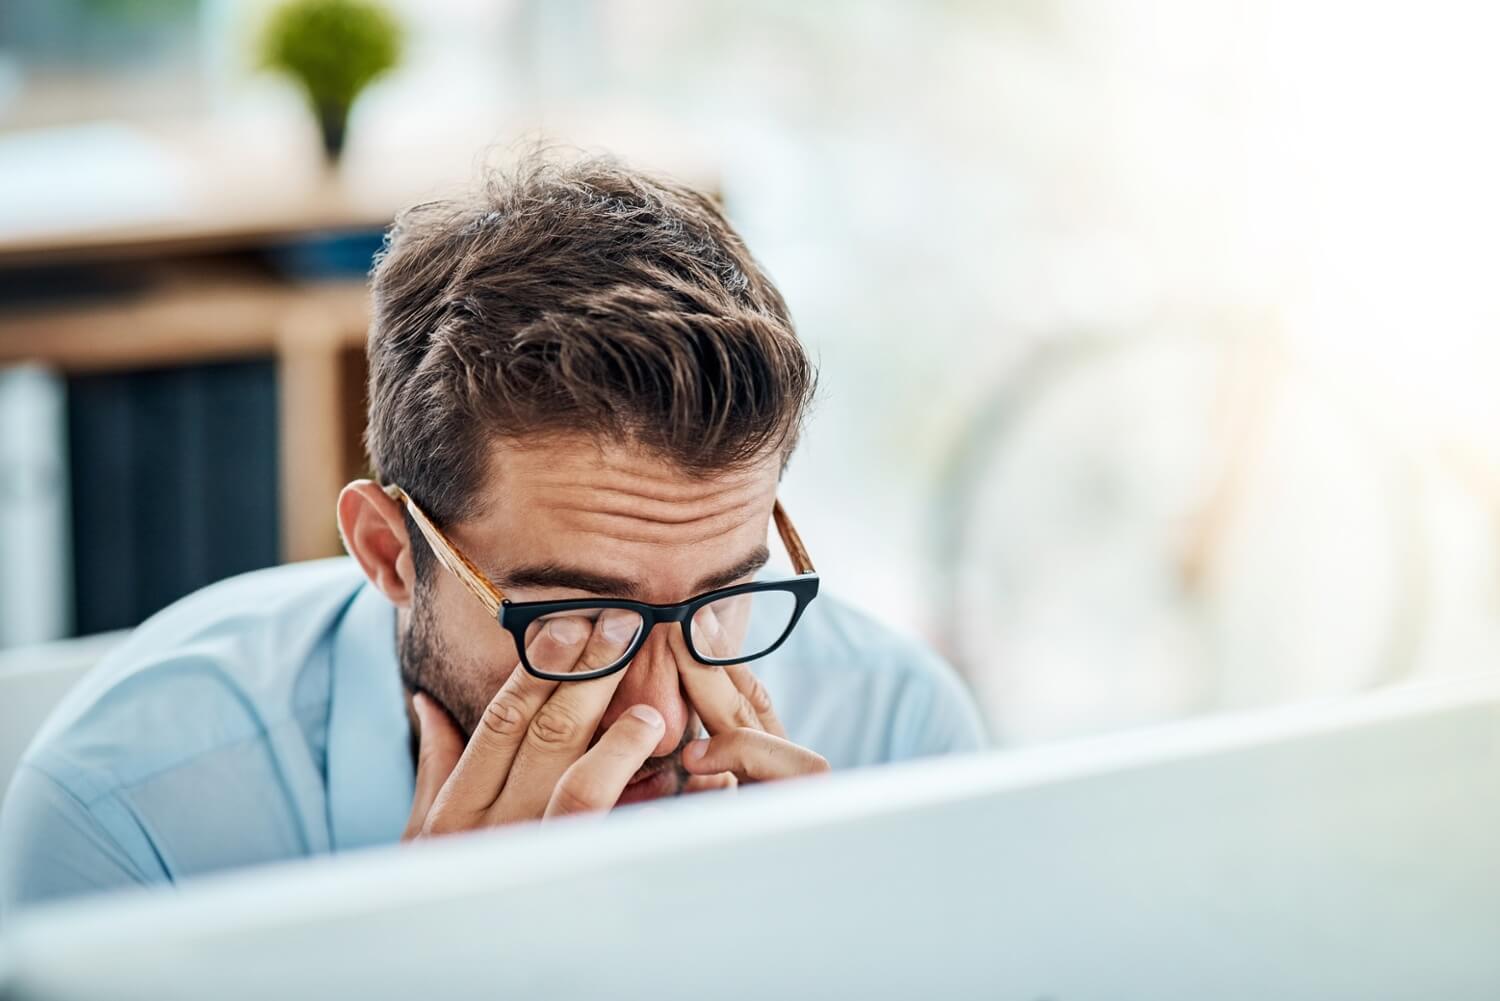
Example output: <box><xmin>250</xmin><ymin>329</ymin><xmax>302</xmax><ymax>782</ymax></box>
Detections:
<box><xmin>403</xmin><ymin>691</ymin><xmax>464</xmax><ymax>840</ymax></box>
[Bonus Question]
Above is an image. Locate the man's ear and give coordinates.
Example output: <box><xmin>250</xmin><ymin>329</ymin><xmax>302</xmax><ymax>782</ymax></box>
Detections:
<box><xmin>338</xmin><ymin>479</ymin><xmax>417</xmax><ymax>607</ymax></box>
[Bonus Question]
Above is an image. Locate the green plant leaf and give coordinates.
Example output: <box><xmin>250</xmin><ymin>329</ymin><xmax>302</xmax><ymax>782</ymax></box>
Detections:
<box><xmin>260</xmin><ymin>0</ymin><xmax>403</xmax><ymax>115</ymax></box>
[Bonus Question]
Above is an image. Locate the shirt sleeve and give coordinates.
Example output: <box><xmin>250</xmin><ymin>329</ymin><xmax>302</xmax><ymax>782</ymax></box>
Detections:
<box><xmin>887</xmin><ymin>648</ymin><xmax>990</xmax><ymax>760</ymax></box>
<box><xmin>0</xmin><ymin>764</ymin><xmax>163</xmax><ymax>920</ymax></box>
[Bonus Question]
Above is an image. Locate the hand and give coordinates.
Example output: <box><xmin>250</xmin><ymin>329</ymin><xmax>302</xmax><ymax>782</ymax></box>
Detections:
<box><xmin>675</xmin><ymin>604</ymin><xmax>830</xmax><ymax>789</ymax></box>
<box><xmin>402</xmin><ymin>610</ymin><xmax>665</xmax><ymax>840</ymax></box>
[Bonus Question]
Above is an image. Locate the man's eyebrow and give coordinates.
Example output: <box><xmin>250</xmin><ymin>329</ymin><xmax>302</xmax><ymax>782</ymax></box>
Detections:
<box><xmin>486</xmin><ymin>545</ymin><xmax>770</xmax><ymax>600</ymax></box>
<box><xmin>489</xmin><ymin>563</ymin><xmax>642</xmax><ymax>597</ymax></box>
<box><xmin>691</xmin><ymin>546</ymin><xmax>770</xmax><ymax>594</ymax></box>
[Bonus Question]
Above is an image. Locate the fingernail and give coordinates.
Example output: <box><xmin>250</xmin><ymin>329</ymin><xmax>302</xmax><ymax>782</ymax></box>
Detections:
<box><xmin>683</xmin><ymin>738</ymin><xmax>708</xmax><ymax>762</ymax></box>
<box><xmin>411</xmin><ymin>691</ymin><xmax>429</xmax><ymax>718</ymax></box>
<box><xmin>602</xmin><ymin>612</ymin><xmax>638</xmax><ymax>644</ymax></box>
<box><xmin>548</xmin><ymin>617</ymin><xmax>589</xmax><ymax>644</ymax></box>
<box><xmin>628</xmin><ymin>704</ymin><xmax>664</xmax><ymax>729</ymax></box>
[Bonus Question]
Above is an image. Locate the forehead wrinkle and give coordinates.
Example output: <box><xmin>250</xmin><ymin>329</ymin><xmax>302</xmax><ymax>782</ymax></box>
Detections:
<box><xmin>550</xmin><ymin>506</ymin><xmax>758</xmax><ymax>545</ymax></box>
<box><xmin>486</xmin><ymin>435</ymin><xmax>781</xmax><ymax>521</ymax></box>
<box><xmin>535</xmin><ymin>474</ymin><xmax>774</xmax><ymax>525</ymax></box>
<box><xmin>548</xmin><ymin>495</ymin><xmax>762</xmax><ymax>528</ymax></box>
<box><xmin>528</xmin><ymin>472</ymin><xmax>765</xmax><ymax>509</ymax></box>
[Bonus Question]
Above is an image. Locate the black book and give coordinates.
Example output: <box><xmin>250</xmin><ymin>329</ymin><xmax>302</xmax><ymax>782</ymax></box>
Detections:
<box><xmin>67</xmin><ymin>360</ymin><xmax>280</xmax><ymax>635</ymax></box>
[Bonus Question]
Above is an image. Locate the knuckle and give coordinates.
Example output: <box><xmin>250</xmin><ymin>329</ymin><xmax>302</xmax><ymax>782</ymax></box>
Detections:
<box><xmin>478</xmin><ymin>694</ymin><xmax>528</xmax><ymax>741</ymax></box>
<box><xmin>550</xmin><ymin>775</ymin><xmax>605</xmax><ymax>816</ymax></box>
<box><xmin>701</xmin><ymin>730</ymin><xmax>743</xmax><ymax>767</ymax></box>
<box><xmin>528</xmin><ymin>703</ymin><xmax>586</xmax><ymax>749</ymax></box>
<box><xmin>742</xmin><ymin>675</ymin><xmax>775</xmax><ymax>716</ymax></box>
<box><xmin>730</xmin><ymin>692</ymin><xmax>761</xmax><ymax>729</ymax></box>
<box><xmin>577</xmin><ymin>644</ymin><xmax>615</xmax><ymax>672</ymax></box>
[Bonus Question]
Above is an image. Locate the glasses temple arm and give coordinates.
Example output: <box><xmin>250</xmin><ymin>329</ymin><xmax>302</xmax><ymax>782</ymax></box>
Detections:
<box><xmin>382</xmin><ymin>484</ymin><xmax>506</xmax><ymax>616</ymax></box>
<box><xmin>772</xmin><ymin>499</ymin><xmax>816</xmax><ymax>575</ymax></box>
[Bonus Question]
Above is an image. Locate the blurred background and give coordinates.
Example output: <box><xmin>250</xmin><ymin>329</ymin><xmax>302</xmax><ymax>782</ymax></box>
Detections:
<box><xmin>1</xmin><ymin>0</ymin><xmax>1497</xmax><ymax>748</ymax></box>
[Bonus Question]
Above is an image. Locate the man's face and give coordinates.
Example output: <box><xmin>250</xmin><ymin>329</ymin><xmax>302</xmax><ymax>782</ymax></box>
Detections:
<box><xmin>399</xmin><ymin>434</ymin><xmax>782</xmax><ymax>805</ymax></box>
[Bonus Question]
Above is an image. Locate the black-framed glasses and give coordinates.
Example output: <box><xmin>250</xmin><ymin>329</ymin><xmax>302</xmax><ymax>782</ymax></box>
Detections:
<box><xmin>382</xmin><ymin>484</ymin><xmax>821</xmax><ymax>681</ymax></box>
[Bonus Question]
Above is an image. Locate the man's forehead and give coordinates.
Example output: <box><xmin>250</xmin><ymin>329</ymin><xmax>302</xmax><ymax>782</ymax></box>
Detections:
<box><xmin>452</xmin><ymin>435</ymin><xmax>781</xmax><ymax>602</ymax></box>
<box><xmin>478</xmin><ymin>435</ymin><xmax>780</xmax><ymax>532</ymax></box>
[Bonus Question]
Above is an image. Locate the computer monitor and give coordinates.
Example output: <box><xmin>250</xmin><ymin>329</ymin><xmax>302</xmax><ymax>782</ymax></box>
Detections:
<box><xmin>3</xmin><ymin>671</ymin><xmax>1499</xmax><ymax>1001</ymax></box>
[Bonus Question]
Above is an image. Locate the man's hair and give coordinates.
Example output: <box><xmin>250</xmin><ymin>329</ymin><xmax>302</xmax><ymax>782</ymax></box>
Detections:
<box><xmin>365</xmin><ymin>153</ymin><xmax>816</xmax><ymax>564</ymax></box>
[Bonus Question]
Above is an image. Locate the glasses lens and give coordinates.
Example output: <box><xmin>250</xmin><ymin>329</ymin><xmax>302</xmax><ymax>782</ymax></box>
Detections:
<box><xmin>522</xmin><ymin>607</ymin><xmax>644</xmax><ymax>678</ymax></box>
<box><xmin>690</xmin><ymin>589</ymin><xmax>799</xmax><ymax>664</ymax></box>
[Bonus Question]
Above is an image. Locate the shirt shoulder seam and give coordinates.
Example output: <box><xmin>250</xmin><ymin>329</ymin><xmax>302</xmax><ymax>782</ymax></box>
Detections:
<box><xmin>28</xmin><ymin>695</ymin><xmax>329</xmax><ymax>809</ymax></box>
<box><xmin>11</xmin><ymin>760</ymin><xmax>125</xmax><ymax>836</ymax></box>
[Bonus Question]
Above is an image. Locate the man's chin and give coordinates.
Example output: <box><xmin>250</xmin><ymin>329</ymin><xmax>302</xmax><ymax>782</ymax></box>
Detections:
<box><xmin>615</xmin><ymin>765</ymin><xmax>682</xmax><ymax>806</ymax></box>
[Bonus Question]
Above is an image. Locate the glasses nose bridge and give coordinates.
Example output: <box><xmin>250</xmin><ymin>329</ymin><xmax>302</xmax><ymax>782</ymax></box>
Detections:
<box><xmin>624</xmin><ymin>603</ymin><xmax>693</xmax><ymax>667</ymax></box>
<box><xmin>622</xmin><ymin>601</ymin><xmax>693</xmax><ymax>657</ymax></box>
<box><xmin>642</xmin><ymin>600</ymin><xmax>694</xmax><ymax>635</ymax></box>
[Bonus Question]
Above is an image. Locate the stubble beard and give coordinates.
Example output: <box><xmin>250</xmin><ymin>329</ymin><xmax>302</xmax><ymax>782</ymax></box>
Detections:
<box><xmin>397</xmin><ymin>593</ymin><xmax>693</xmax><ymax>801</ymax></box>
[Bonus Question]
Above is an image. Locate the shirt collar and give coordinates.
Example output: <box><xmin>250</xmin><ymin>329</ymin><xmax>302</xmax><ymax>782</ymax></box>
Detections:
<box><xmin>326</xmin><ymin>581</ymin><xmax>414</xmax><ymax>852</ymax></box>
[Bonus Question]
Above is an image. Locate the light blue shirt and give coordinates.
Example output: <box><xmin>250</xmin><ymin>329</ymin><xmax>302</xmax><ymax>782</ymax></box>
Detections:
<box><xmin>0</xmin><ymin>558</ymin><xmax>985</xmax><ymax>917</ymax></box>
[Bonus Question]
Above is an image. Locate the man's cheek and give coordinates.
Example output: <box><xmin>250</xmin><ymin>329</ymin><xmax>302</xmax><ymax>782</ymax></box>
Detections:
<box><xmin>447</xmin><ymin>653</ymin><xmax>522</xmax><ymax>737</ymax></box>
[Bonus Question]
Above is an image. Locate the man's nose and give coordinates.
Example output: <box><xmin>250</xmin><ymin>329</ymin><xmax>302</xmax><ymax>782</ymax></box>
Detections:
<box><xmin>598</xmin><ymin>624</ymin><xmax>690</xmax><ymax>758</ymax></box>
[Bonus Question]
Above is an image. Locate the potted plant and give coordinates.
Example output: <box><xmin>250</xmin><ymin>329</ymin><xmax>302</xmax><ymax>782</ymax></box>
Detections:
<box><xmin>259</xmin><ymin>0</ymin><xmax>402</xmax><ymax>163</ymax></box>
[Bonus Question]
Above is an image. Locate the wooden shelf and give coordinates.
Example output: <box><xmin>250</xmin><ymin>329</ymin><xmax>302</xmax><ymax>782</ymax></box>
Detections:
<box><xmin>0</xmin><ymin>273</ymin><xmax>374</xmax><ymax>564</ymax></box>
<box><xmin>0</xmin><ymin>276</ymin><xmax>369</xmax><ymax>371</ymax></box>
<box><xmin>0</xmin><ymin>120</ymin><xmax>721</xmax><ymax>579</ymax></box>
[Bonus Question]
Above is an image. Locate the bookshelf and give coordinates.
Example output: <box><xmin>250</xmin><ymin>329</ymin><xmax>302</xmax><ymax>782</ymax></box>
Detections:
<box><xmin>0</xmin><ymin>129</ymin><xmax>718</xmax><ymax>639</ymax></box>
<box><xmin>0</xmin><ymin>197</ymin><xmax>382</xmax><ymax>637</ymax></box>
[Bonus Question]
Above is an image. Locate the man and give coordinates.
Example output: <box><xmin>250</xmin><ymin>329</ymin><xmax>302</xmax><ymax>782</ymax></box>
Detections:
<box><xmin>0</xmin><ymin>155</ymin><xmax>985</xmax><ymax>915</ymax></box>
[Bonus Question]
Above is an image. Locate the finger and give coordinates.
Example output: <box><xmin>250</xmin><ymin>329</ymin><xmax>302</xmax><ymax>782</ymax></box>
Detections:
<box><xmin>403</xmin><ymin>692</ymin><xmax>464</xmax><ymax>840</ymax></box>
<box><xmin>681</xmin><ymin>729</ymin><xmax>829</xmax><ymax>784</ymax></box>
<box><xmin>569</xmin><ymin>608</ymin><xmax>643</xmax><ymax>677</ymax></box>
<box><xmin>427</xmin><ymin>617</ymin><xmax>592</xmax><ymax>819</ymax></box>
<box><xmin>674</xmin><ymin>620</ymin><xmax>764</xmax><ymax>737</ymax></box>
<box><xmin>492</xmin><ymin>609</ymin><xmax>642</xmax><ymax>821</ymax></box>
<box><xmin>524</xmin><ymin>608</ymin><xmax>639</xmax><ymax>678</ymax></box>
<box><xmin>685</xmin><ymin>602</ymin><xmax>783</xmax><ymax>736</ymax></box>
<box><xmin>684</xmin><ymin>772</ymin><xmax>738</xmax><ymax>794</ymax></box>
<box><xmin>544</xmin><ymin>705</ymin><xmax>665</xmax><ymax>819</ymax></box>
<box><xmin>724</xmin><ymin>663</ymin><xmax>786</xmax><ymax>738</ymax></box>
<box><xmin>689</xmin><ymin>600</ymin><xmax>744</xmax><ymax>661</ymax></box>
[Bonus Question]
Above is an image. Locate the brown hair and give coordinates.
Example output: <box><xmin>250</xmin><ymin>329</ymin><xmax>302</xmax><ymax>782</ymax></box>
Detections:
<box><xmin>364</xmin><ymin>153</ymin><xmax>816</xmax><ymax>562</ymax></box>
